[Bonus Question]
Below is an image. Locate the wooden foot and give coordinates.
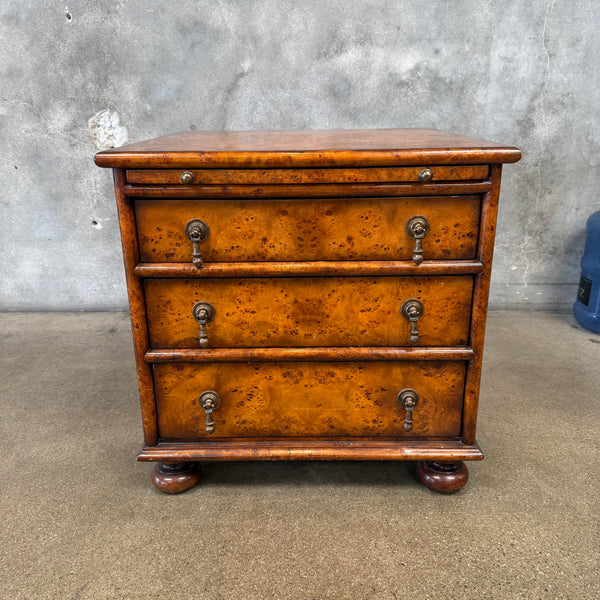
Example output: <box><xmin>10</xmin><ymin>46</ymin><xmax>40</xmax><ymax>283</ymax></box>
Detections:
<box><xmin>150</xmin><ymin>462</ymin><xmax>202</xmax><ymax>493</ymax></box>
<box><xmin>416</xmin><ymin>460</ymin><xmax>469</xmax><ymax>494</ymax></box>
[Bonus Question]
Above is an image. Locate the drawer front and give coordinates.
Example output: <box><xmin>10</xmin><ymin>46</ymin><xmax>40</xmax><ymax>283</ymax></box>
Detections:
<box><xmin>135</xmin><ymin>196</ymin><xmax>480</xmax><ymax>263</ymax></box>
<box><xmin>145</xmin><ymin>276</ymin><xmax>473</xmax><ymax>348</ymax></box>
<box><xmin>128</xmin><ymin>165</ymin><xmax>489</xmax><ymax>185</ymax></box>
<box><xmin>154</xmin><ymin>361</ymin><xmax>466</xmax><ymax>439</ymax></box>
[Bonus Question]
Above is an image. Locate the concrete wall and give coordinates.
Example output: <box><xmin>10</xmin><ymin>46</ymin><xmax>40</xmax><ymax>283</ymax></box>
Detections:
<box><xmin>1</xmin><ymin>0</ymin><xmax>598</xmax><ymax>311</ymax></box>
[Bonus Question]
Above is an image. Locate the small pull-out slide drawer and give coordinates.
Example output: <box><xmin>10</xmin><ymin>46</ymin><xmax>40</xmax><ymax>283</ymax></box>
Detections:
<box><xmin>127</xmin><ymin>165</ymin><xmax>489</xmax><ymax>185</ymax></box>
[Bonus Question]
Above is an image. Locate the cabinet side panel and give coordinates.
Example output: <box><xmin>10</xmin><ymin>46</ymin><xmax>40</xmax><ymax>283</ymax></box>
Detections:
<box><xmin>462</xmin><ymin>164</ymin><xmax>503</xmax><ymax>444</ymax></box>
<box><xmin>113</xmin><ymin>169</ymin><xmax>158</xmax><ymax>446</ymax></box>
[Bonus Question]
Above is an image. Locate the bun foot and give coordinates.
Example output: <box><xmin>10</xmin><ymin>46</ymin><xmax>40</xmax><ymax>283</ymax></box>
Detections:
<box><xmin>416</xmin><ymin>460</ymin><xmax>469</xmax><ymax>493</ymax></box>
<box><xmin>151</xmin><ymin>462</ymin><xmax>202</xmax><ymax>493</ymax></box>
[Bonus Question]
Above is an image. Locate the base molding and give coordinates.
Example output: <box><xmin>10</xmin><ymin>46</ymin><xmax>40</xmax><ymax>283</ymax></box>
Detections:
<box><xmin>138</xmin><ymin>439</ymin><xmax>483</xmax><ymax>462</ymax></box>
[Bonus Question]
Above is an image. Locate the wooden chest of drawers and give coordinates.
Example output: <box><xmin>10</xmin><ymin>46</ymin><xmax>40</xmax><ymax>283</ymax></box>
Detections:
<box><xmin>95</xmin><ymin>129</ymin><xmax>520</xmax><ymax>494</ymax></box>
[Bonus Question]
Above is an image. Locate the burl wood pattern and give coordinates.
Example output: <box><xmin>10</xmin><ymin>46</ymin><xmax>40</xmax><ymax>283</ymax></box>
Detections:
<box><xmin>144</xmin><ymin>276</ymin><xmax>473</xmax><ymax>348</ymax></box>
<box><xmin>94</xmin><ymin>128</ymin><xmax>522</xmax><ymax>169</ymax></box>
<box><xmin>153</xmin><ymin>361</ymin><xmax>466</xmax><ymax>439</ymax></box>
<box><xmin>135</xmin><ymin>196</ymin><xmax>480</xmax><ymax>263</ymax></box>
<box><xmin>95</xmin><ymin>129</ymin><xmax>521</xmax><ymax>493</ymax></box>
<box><xmin>127</xmin><ymin>165</ymin><xmax>489</xmax><ymax>185</ymax></box>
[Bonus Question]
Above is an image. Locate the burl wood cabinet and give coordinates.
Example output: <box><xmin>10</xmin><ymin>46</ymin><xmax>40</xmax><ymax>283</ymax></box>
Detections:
<box><xmin>95</xmin><ymin>129</ymin><xmax>520</xmax><ymax>493</ymax></box>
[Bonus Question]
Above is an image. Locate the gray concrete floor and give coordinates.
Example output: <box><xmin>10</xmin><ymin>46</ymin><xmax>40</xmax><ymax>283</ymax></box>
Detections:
<box><xmin>1</xmin><ymin>311</ymin><xmax>599</xmax><ymax>599</ymax></box>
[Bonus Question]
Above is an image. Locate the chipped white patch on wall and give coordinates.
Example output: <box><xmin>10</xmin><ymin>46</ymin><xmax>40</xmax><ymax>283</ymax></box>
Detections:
<box><xmin>88</xmin><ymin>110</ymin><xmax>128</xmax><ymax>150</ymax></box>
<box><xmin>240</xmin><ymin>58</ymin><xmax>252</xmax><ymax>73</ymax></box>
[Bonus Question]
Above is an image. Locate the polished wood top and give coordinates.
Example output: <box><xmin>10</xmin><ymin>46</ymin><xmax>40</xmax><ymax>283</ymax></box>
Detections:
<box><xmin>95</xmin><ymin>128</ymin><xmax>521</xmax><ymax>168</ymax></box>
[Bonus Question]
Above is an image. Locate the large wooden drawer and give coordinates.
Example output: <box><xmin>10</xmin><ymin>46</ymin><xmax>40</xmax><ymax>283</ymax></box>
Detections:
<box><xmin>135</xmin><ymin>196</ymin><xmax>480</xmax><ymax>263</ymax></box>
<box><xmin>144</xmin><ymin>276</ymin><xmax>473</xmax><ymax>348</ymax></box>
<box><xmin>154</xmin><ymin>361</ymin><xmax>466</xmax><ymax>439</ymax></box>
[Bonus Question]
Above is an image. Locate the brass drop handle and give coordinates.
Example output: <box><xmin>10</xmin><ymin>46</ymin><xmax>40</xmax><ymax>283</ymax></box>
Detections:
<box><xmin>405</xmin><ymin>215</ymin><xmax>430</xmax><ymax>265</ymax></box>
<box><xmin>398</xmin><ymin>389</ymin><xmax>419</xmax><ymax>432</ymax></box>
<box><xmin>401</xmin><ymin>298</ymin><xmax>424</xmax><ymax>344</ymax></box>
<box><xmin>185</xmin><ymin>219</ymin><xmax>210</xmax><ymax>269</ymax></box>
<box><xmin>199</xmin><ymin>390</ymin><xmax>221</xmax><ymax>435</ymax></box>
<box><xmin>192</xmin><ymin>302</ymin><xmax>215</xmax><ymax>348</ymax></box>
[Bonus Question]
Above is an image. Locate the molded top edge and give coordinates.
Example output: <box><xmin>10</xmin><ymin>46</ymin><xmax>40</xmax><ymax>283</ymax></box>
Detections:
<box><xmin>95</xmin><ymin>128</ymin><xmax>522</xmax><ymax>168</ymax></box>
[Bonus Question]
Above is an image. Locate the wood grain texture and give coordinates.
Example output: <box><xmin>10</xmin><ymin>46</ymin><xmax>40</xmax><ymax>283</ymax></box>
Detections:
<box><xmin>153</xmin><ymin>361</ymin><xmax>466</xmax><ymax>439</ymax></box>
<box><xmin>97</xmin><ymin>128</ymin><xmax>521</xmax><ymax>485</ymax></box>
<box><xmin>134</xmin><ymin>260</ymin><xmax>484</xmax><ymax>278</ymax></box>
<box><xmin>135</xmin><ymin>196</ymin><xmax>481</xmax><ymax>263</ymax></box>
<box><xmin>144</xmin><ymin>276</ymin><xmax>474</xmax><ymax>348</ymax></box>
<box><xmin>144</xmin><ymin>346</ymin><xmax>475</xmax><ymax>363</ymax></box>
<box><xmin>462</xmin><ymin>165</ymin><xmax>503</xmax><ymax>444</ymax></box>
<box><xmin>124</xmin><ymin>182</ymin><xmax>492</xmax><ymax>199</ymax></box>
<box><xmin>150</xmin><ymin>462</ymin><xmax>202</xmax><ymax>493</ymax></box>
<box><xmin>112</xmin><ymin>169</ymin><xmax>158</xmax><ymax>446</ymax></box>
<box><xmin>94</xmin><ymin>128</ymin><xmax>521</xmax><ymax>168</ymax></box>
<box><xmin>138</xmin><ymin>439</ymin><xmax>484</xmax><ymax>461</ymax></box>
<box><xmin>127</xmin><ymin>165</ymin><xmax>489</xmax><ymax>185</ymax></box>
<box><xmin>416</xmin><ymin>460</ymin><xmax>469</xmax><ymax>493</ymax></box>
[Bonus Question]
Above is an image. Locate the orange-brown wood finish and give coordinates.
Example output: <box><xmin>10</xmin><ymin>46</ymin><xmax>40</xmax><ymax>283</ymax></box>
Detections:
<box><xmin>461</xmin><ymin>164</ymin><xmax>503</xmax><ymax>445</ymax></box>
<box><xmin>94</xmin><ymin>128</ymin><xmax>521</xmax><ymax>168</ymax></box>
<box><xmin>138</xmin><ymin>439</ymin><xmax>484</xmax><ymax>462</ymax></box>
<box><xmin>135</xmin><ymin>196</ymin><xmax>480</xmax><ymax>263</ymax></box>
<box><xmin>96</xmin><ymin>128</ymin><xmax>521</xmax><ymax>494</ymax></box>
<box><xmin>124</xmin><ymin>182</ymin><xmax>493</xmax><ymax>199</ymax></box>
<box><xmin>144</xmin><ymin>346</ymin><xmax>475</xmax><ymax>363</ymax></box>
<box><xmin>153</xmin><ymin>361</ymin><xmax>466</xmax><ymax>439</ymax></box>
<box><xmin>112</xmin><ymin>170</ymin><xmax>158</xmax><ymax>447</ymax></box>
<box><xmin>127</xmin><ymin>165</ymin><xmax>489</xmax><ymax>185</ymax></box>
<box><xmin>144</xmin><ymin>276</ymin><xmax>473</xmax><ymax>348</ymax></box>
<box><xmin>134</xmin><ymin>260</ymin><xmax>484</xmax><ymax>278</ymax></box>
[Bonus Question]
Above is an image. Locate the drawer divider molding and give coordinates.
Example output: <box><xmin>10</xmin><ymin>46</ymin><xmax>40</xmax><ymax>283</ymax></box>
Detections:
<box><xmin>134</xmin><ymin>260</ymin><xmax>484</xmax><ymax>278</ymax></box>
<box><xmin>144</xmin><ymin>347</ymin><xmax>474</xmax><ymax>363</ymax></box>
<box><xmin>123</xmin><ymin>182</ymin><xmax>492</xmax><ymax>198</ymax></box>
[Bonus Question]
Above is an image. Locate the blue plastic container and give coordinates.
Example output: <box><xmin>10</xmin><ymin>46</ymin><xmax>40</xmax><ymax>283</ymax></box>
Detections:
<box><xmin>573</xmin><ymin>210</ymin><xmax>600</xmax><ymax>333</ymax></box>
